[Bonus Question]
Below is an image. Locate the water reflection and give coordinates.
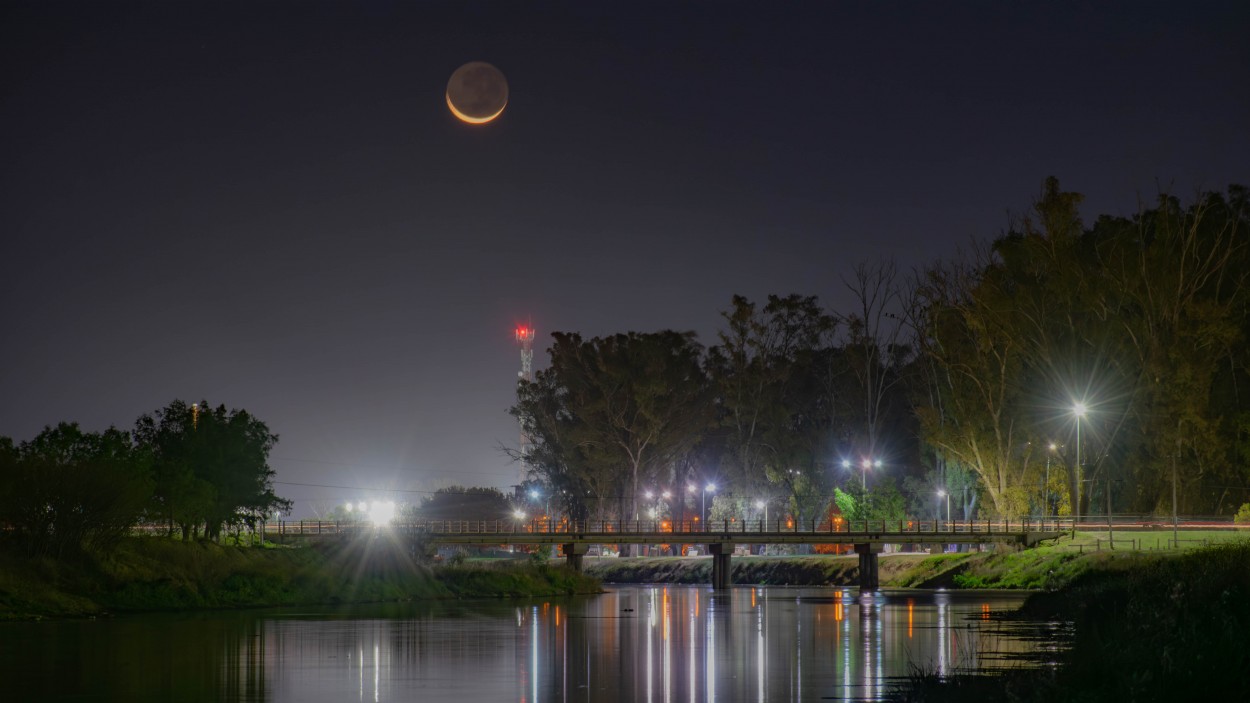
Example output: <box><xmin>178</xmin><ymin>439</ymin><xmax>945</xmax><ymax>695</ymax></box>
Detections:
<box><xmin>0</xmin><ymin>587</ymin><xmax>1062</xmax><ymax>702</ymax></box>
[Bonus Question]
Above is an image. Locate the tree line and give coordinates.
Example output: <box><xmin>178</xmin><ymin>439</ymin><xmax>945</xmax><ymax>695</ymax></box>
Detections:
<box><xmin>511</xmin><ymin>180</ymin><xmax>1250</xmax><ymax>524</ymax></box>
<box><xmin>0</xmin><ymin>399</ymin><xmax>289</xmax><ymax>557</ymax></box>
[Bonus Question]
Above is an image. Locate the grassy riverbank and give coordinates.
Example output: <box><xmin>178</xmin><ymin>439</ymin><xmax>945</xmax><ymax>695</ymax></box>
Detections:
<box><xmin>897</xmin><ymin>541</ymin><xmax>1250</xmax><ymax>702</ymax></box>
<box><xmin>585</xmin><ymin>531</ymin><xmax>1250</xmax><ymax>591</ymax></box>
<box><xmin>0</xmin><ymin>537</ymin><xmax>601</xmax><ymax>620</ymax></box>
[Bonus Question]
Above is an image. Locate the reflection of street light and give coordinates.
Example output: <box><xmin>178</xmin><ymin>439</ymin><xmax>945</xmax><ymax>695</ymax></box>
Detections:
<box><xmin>1073</xmin><ymin>403</ymin><xmax>1087</xmax><ymax>536</ymax></box>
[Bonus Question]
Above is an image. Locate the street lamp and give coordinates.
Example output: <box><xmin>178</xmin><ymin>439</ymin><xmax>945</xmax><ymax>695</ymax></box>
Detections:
<box><xmin>1044</xmin><ymin>442</ymin><xmax>1057</xmax><ymax>517</ymax></box>
<box><xmin>1073</xmin><ymin>403</ymin><xmax>1087</xmax><ymax>537</ymax></box>
<box><xmin>755</xmin><ymin>499</ymin><xmax>768</xmax><ymax>528</ymax></box>
<box><xmin>529</xmin><ymin>489</ymin><xmax>550</xmax><ymax>522</ymax></box>
<box><xmin>936</xmin><ymin>489</ymin><xmax>950</xmax><ymax>528</ymax></box>
<box><xmin>702</xmin><ymin>483</ymin><xmax>717</xmax><ymax>530</ymax></box>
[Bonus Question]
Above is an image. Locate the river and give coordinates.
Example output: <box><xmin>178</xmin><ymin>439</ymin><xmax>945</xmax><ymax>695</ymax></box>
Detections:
<box><xmin>1</xmin><ymin>586</ymin><xmax>1066</xmax><ymax>702</ymax></box>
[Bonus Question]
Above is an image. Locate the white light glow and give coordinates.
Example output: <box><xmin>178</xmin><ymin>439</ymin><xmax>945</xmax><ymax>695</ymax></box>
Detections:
<box><xmin>369</xmin><ymin>500</ymin><xmax>396</xmax><ymax>526</ymax></box>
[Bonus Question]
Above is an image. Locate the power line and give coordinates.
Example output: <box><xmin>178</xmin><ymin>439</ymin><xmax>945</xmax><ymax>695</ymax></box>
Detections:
<box><xmin>269</xmin><ymin>455</ymin><xmax>519</xmax><ymax>479</ymax></box>
<box><xmin>272</xmin><ymin>480</ymin><xmax>510</xmax><ymax>496</ymax></box>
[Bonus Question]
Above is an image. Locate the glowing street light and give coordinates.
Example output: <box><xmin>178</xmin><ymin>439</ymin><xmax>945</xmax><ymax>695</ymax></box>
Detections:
<box><xmin>755</xmin><ymin>499</ymin><xmax>768</xmax><ymax>527</ymax></box>
<box><xmin>529</xmin><ymin>489</ymin><xmax>550</xmax><ymax>519</ymax></box>
<box><xmin>936</xmin><ymin>489</ymin><xmax>950</xmax><ymax>527</ymax></box>
<box><xmin>858</xmin><ymin>458</ymin><xmax>882</xmax><ymax>493</ymax></box>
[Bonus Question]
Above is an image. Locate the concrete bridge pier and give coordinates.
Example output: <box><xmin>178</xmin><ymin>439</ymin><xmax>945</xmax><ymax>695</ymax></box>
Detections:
<box><xmin>709</xmin><ymin>543</ymin><xmax>733</xmax><ymax>589</ymax></box>
<box><xmin>854</xmin><ymin>543</ymin><xmax>882</xmax><ymax>591</ymax></box>
<box><xmin>563</xmin><ymin>543</ymin><xmax>588</xmax><ymax>572</ymax></box>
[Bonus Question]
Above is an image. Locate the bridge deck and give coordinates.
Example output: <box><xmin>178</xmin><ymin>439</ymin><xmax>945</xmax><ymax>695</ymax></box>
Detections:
<box><xmin>261</xmin><ymin>518</ymin><xmax>1068</xmax><ymax>548</ymax></box>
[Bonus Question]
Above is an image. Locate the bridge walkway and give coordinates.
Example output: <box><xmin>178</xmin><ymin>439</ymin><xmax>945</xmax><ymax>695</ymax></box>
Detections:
<box><xmin>260</xmin><ymin>518</ymin><xmax>1069</xmax><ymax>590</ymax></box>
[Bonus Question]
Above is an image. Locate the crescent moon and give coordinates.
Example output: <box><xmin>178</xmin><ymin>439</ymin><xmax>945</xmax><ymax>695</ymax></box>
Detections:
<box><xmin>445</xmin><ymin>61</ymin><xmax>508</xmax><ymax>125</ymax></box>
<box><xmin>445</xmin><ymin>93</ymin><xmax>506</xmax><ymax>124</ymax></box>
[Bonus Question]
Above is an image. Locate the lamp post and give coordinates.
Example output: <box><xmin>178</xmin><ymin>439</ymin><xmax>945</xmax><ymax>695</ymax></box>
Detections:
<box><xmin>1044</xmin><ymin>442</ymin><xmax>1057</xmax><ymax>517</ymax></box>
<box><xmin>702</xmin><ymin>483</ymin><xmax>717</xmax><ymax>531</ymax></box>
<box><xmin>1073</xmin><ymin>403</ymin><xmax>1087</xmax><ymax>537</ymax></box>
<box><xmin>937</xmin><ymin>489</ymin><xmax>950</xmax><ymax>529</ymax></box>
<box><xmin>756</xmin><ymin>499</ymin><xmax>768</xmax><ymax>528</ymax></box>
<box><xmin>529</xmin><ymin>489</ymin><xmax>550</xmax><ymax>525</ymax></box>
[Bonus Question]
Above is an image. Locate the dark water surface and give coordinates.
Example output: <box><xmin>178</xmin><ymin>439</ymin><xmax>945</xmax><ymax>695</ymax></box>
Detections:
<box><xmin>1</xmin><ymin>586</ymin><xmax>1066</xmax><ymax>702</ymax></box>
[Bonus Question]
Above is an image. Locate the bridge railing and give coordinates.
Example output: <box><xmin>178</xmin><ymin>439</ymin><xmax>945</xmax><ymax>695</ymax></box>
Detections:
<box><xmin>247</xmin><ymin>517</ymin><xmax>1072</xmax><ymax>536</ymax></box>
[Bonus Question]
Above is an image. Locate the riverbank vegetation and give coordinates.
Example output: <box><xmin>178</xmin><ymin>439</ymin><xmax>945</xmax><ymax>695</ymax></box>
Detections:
<box><xmin>897</xmin><ymin>541</ymin><xmax>1250</xmax><ymax>702</ymax></box>
<box><xmin>0</xmin><ymin>536</ymin><xmax>600</xmax><ymax>620</ymax></box>
<box><xmin>586</xmin><ymin>531</ymin><xmax>1250</xmax><ymax>591</ymax></box>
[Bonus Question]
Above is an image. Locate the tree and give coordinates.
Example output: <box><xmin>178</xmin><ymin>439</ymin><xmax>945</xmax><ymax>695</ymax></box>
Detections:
<box><xmin>0</xmin><ymin>423</ymin><xmax>152</xmax><ymax>557</ymax></box>
<box><xmin>914</xmin><ymin>179</ymin><xmax>1250</xmax><ymax>517</ymax></box>
<box><xmin>410</xmin><ymin>486</ymin><xmax>512</xmax><ymax>522</ymax></box>
<box><xmin>511</xmin><ymin>331</ymin><xmax>711</xmax><ymax>522</ymax></box>
<box><xmin>133</xmin><ymin>400</ymin><xmax>289</xmax><ymax>540</ymax></box>
<box><xmin>707</xmin><ymin>294</ymin><xmax>839</xmax><ymax>526</ymax></box>
<box><xmin>840</xmin><ymin>260</ymin><xmax>915</xmax><ymax>459</ymax></box>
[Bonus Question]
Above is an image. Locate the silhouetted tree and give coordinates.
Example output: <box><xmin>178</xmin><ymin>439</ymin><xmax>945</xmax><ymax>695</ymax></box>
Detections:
<box><xmin>133</xmin><ymin>400</ymin><xmax>289</xmax><ymax>540</ymax></box>
<box><xmin>511</xmin><ymin>331</ymin><xmax>711</xmax><ymax>521</ymax></box>
<box><xmin>0</xmin><ymin>423</ymin><xmax>152</xmax><ymax>557</ymax></box>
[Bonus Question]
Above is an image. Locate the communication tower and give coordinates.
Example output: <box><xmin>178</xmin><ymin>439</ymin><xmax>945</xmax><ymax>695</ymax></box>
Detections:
<box><xmin>515</xmin><ymin>324</ymin><xmax>536</xmax><ymax>483</ymax></box>
<box><xmin>516</xmin><ymin>324</ymin><xmax>535</xmax><ymax>383</ymax></box>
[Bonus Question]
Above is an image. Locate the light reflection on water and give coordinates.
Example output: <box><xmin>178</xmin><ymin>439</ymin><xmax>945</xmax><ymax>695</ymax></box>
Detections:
<box><xmin>0</xmin><ymin>587</ymin><xmax>1066</xmax><ymax>702</ymax></box>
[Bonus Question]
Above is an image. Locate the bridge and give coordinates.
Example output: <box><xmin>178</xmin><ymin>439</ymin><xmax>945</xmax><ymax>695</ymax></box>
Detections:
<box><xmin>263</xmin><ymin>518</ymin><xmax>1069</xmax><ymax>590</ymax></box>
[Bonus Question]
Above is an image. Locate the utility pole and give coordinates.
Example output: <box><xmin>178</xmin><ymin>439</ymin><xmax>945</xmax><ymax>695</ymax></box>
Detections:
<box><xmin>1172</xmin><ymin>445</ymin><xmax>1179</xmax><ymax>550</ymax></box>
<box><xmin>1107</xmin><ymin>476</ymin><xmax>1113</xmax><ymax>549</ymax></box>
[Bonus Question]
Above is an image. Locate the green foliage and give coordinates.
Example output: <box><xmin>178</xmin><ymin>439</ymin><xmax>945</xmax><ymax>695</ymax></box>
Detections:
<box><xmin>0</xmin><ymin>537</ymin><xmax>601</xmax><ymax>618</ymax></box>
<box><xmin>511</xmin><ymin>330</ymin><xmax>711</xmax><ymax>521</ymax></box>
<box><xmin>833</xmin><ymin>488</ymin><xmax>859</xmax><ymax>521</ymax></box>
<box><xmin>0</xmin><ymin>424</ymin><xmax>153</xmax><ymax>558</ymax></box>
<box><xmin>707</xmin><ymin>294</ymin><xmax>839</xmax><ymax>517</ymax></box>
<box><xmin>1235</xmin><ymin>503</ymin><xmax>1250</xmax><ymax>524</ymax></box>
<box><xmin>916</xmin><ymin>180</ymin><xmax>1250</xmax><ymax>517</ymax></box>
<box><xmin>408</xmin><ymin>486</ymin><xmax>512</xmax><ymax>522</ymax></box>
<box><xmin>133</xmin><ymin>399</ymin><xmax>289</xmax><ymax>540</ymax></box>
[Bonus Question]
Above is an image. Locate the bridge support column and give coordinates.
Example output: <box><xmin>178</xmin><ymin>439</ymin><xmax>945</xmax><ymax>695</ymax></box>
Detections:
<box><xmin>854</xmin><ymin>543</ymin><xmax>882</xmax><ymax>591</ymax></box>
<box><xmin>709</xmin><ymin>543</ymin><xmax>733</xmax><ymax>589</ymax></box>
<box><xmin>562</xmin><ymin>543</ymin><xmax>588</xmax><ymax>572</ymax></box>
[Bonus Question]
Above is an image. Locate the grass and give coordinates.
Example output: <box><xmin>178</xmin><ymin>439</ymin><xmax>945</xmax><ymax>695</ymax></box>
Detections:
<box><xmin>582</xmin><ymin>531</ymin><xmax>1250</xmax><ymax>592</ymax></box>
<box><xmin>894</xmin><ymin>541</ymin><xmax>1250</xmax><ymax>702</ymax></box>
<box><xmin>0</xmin><ymin>536</ymin><xmax>601</xmax><ymax>620</ymax></box>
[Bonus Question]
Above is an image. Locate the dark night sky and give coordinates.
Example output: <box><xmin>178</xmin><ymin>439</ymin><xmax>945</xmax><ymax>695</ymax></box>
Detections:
<box><xmin>3</xmin><ymin>1</ymin><xmax>1247</xmax><ymax>516</ymax></box>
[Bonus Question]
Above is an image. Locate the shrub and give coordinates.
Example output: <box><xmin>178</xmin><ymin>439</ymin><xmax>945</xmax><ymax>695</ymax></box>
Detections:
<box><xmin>1234</xmin><ymin>503</ymin><xmax>1250</xmax><ymax>524</ymax></box>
